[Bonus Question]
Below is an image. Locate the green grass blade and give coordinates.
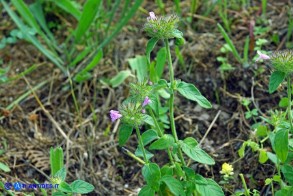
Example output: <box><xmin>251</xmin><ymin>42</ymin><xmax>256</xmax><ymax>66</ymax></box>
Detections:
<box><xmin>10</xmin><ymin>0</ymin><xmax>58</xmax><ymax>53</ymax></box>
<box><xmin>50</xmin><ymin>0</ymin><xmax>81</xmax><ymax>20</ymax></box>
<box><xmin>87</xmin><ymin>0</ymin><xmax>143</xmax><ymax>64</ymax></box>
<box><xmin>74</xmin><ymin>0</ymin><xmax>102</xmax><ymax>43</ymax></box>
<box><xmin>69</xmin><ymin>47</ymin><xmax>92</xmax><ymax>68</ymax></box>
<box><xmin>217</xmin><ymin>23</ymin><xmax>242</xmax><ymax>63</ymax></box>
<box><xmin>11</xmin><ymin>0</ymin><xmax>41</xmax><ymax>33</ymax></box>
<box><xmin>105</xmin><ymin>0</ymin><xmax>121</xmax><ymax>33</ymax></box>
<box><xmin>1</xmin><ymin>0</ymin><xmax>65</xmax><ymax>72</ymax></box>
<box><xmin>29</xmin><ymin>1</ymin><xmax>56</xmax><ymax>45</ymax></box>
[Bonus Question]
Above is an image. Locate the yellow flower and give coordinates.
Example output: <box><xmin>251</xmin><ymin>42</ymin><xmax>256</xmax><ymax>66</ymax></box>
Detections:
<box><xmin>220</xmin><ymin>163</ymin><xmax>234</xmax><ymax>178</ymax></box>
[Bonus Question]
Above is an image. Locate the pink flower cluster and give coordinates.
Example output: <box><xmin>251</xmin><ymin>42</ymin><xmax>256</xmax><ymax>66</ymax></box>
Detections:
<box><xmin>147</xmin><ymin>12</ymin><xmax>157</xmax><ymax>21</ymax></box>
<box><xmin>109</xmin><ymin>97</ymin><xmax>151</xmax><ymax>122</ymax></box>
<box><xmin>256</xmin><ymin>51</ymin><xmax>270</xmax><ymax>62</ymax></box>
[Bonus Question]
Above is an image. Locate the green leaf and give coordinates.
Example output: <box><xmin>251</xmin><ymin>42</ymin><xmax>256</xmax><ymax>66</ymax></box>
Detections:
<box><xmin>74</xmin><ymin>50</ymin><xmax>103</xmax><ymax>83</ymax></box>
<box><xmin>281</xmin><ymin>164</ymin><xmax>293</xmax><ymax>185</ymax></box>
<box><xmin>58</xmin><ymin>181</ymin><xmax>72</xmax><ymax>193</ymax></box>
<box><xmin>50</xmin><ymin>0</ymin><xmax>81</xmax><ymax>20</ymax></box>
<box><xmin>70</xmin><ymin>180</ymin><xmax>94</xmax><ymax>194</ymax></box>
<box><xmin>160</xmin><ymin>175</ymin><xmax>185</xmax><ymax>196</ymax></box>
<box><xmin>279</xmin><ymin>97</ymin><xmax>289</xmax><ymax>108</ymax></box>
<box><xmin>29</xmin><ymin>1</ymin><xmax>55</xmax><ymax>44</ymax></box>
<box><xmin>142</xmin><ymin>114</ymin><xmax>155</xmax><ymax>126</ymax></box>
<box><xmin>183</xmin><ymin>167</ymin><xmax>196</xmax><ymax>180</ymax></box>
<box><xmin>146</xmin><ymin>37</ymin><xmax>159</xmax><ymax>64</ymax></box>
<box><xmin>174</xmin><ymin>162</ymin><xmax>184</xmax><ymax>178</ymax></box>
<box><xmin>142</xmin><ymin>129</ymin><xmax>159</xmax><ymax>146</ymax></box>
<box><xmin>11</xmin><ymin>0</ymin><xmax>41</xmax><ymax>34</ymax></box>
<box><xmin>196</xmin><ymin>179</ymin><xmax>224</xmax><ymax>196</ymax></box>
<box><xmin>54</xmin><ymin>167</ymin><xmax>66</xmax><ymax>182</ymax></box>
<box><xmin>74</xmin><ymin>0</ymin><xmax>102</xmax><ymax>43</ymax></box>
<box><xmin>269</xmin><ymin>71</ymin><xmax>285</xmax><ymax>93</ymax></box>
<box><xmin>128</xmin><ymin>55</ymin><xmax>148</xmax><ymax>82</ymax></box>
<box><xmin>149</xmin><ymin>134</ymin><xmax>175</xmax><ymax>150</ymax></box>
<box><xmin>142</xmin><ymin>163</ymin><xmax>161</xmax><ymax>190</ymax></box>
<box><xmin>109</xmin><ymin>70</ymin><xmax>133</xmax><ymax>87</ymax></box>
<box><xmin>50</xmin><ymin>147</ymin><xmax>64</xmax><ymax>176</ymax></box>
<box><xmin>161</xmin><ymin>165</ymin><xmax>173</xmax><ymax>176</ymax></box>
<box><xmin>119</xmin><ymin>124</ymin><xmax>133</xmax><ymax>146</ymax></box>
<box><xmin>217</xmin><ymin>23</ymin><xmax>242</xmax><ymax>64</ymax></box>
<box><xmin>177</xmin><ymin>81</ymin><xmax>212</xmax><ymax>108</ymax></box>
<box><xmin>180</xmin><ymin>140</ymin><xmax>215</xmax><ymax>165</ymax></box>
<box><xmin>155</xmin><ymin>48</ymin><xmax>166</xmax><ymax>79</ymax></box>
<box><xmin>274</xmin><ymin>129</ymin><xmax>289</xmax><ymax>162</ymax></box>
<box><xmin>171</xmin><ymin>29</ymin><xmax>183</xmax><ymax>39</ymax></box>
<box><xmin>138</xmin><ymin>185</ymin><xmax>155</xmax><ymax>196</ymax></box>
<box><xmin>256</xmin><ymin>125</ymin><xmax>268</xmax><ymax>137</ymax></box>
<box><xmin>259</xmin><ymin>149</ymin><xmax>268</xmax><ymax>164</ymax></box>
<box><xmin>0</xmin><ymin>162</ymin><xmax>10</xmax><ymax>172</ymax></box>
<box><xmin>183</xmin><ymin>137</ymin><xmax>198</xmax><ymax>147</ymax></box>
<box><xmin>135</xmin><ymin>147</ymin><xmax>154</xmax><ymax>160</ymax></box>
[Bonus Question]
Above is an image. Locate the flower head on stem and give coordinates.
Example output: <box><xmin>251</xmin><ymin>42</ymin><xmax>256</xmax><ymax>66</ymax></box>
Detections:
<box><xmin>220</xmin><ymin>162</ymin><xmax>234</xmax><ymax>179</ymax></box>
<box><xmin>142</xmin><ymin>96</ymin><xmax>151</xmax><ymax>107</ymax></box>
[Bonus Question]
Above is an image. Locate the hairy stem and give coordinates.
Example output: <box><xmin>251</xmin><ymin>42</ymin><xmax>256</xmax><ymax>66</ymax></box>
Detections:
<box><xmin>288</xmin><ymin>75</ymin><xmax>292</xmax><ymax>132</ymax></box>
<box><xmin>164</xmin><ymin>39</ymin><xmax>186</xmax><ymax>166</ymax></box>
<box><xmin>149</xmin><ymin>109</ymin><xmax>174</xmax><ymax>164</ymax></box>
<box><xmin>135</xmin><ymin>126</ymin><xmax>148</xmax><ymax>163</ymax></box>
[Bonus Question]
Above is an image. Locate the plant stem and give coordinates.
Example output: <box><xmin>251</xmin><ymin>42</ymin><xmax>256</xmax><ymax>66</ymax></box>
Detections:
<box><xmin>149</xmin><ymin>109</ymin><xmax>175</xmax><ymax>164</ymax></box>
<box><xmin>239</xmin><ymin>173</ymin><xmax>250</xmax><ymax>196</ymax></box>
<box><xmin>121</xmin><ymin>147</ymin><xmax>145</xmax><ymax>165</ymax></box>
<box><xmin>164</xmin><ymin>39</ymin><xmax>186</xmax><ymax>166</ymax></box>
<box><xmin>135</xmin><ymin>126</ymin><xmax>148</xmax><ymax>163</ymax></box>
<box><xmin>288</xmin><ymin>75</ymin><xmax>292</xmax><ymax>132</ymax></box>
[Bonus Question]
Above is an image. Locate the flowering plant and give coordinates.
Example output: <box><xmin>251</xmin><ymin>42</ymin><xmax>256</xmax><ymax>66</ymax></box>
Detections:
<box><xmin>110</xmin><ymin>12</ymin><xmax>224</xmax><ymax>196</ymax></box>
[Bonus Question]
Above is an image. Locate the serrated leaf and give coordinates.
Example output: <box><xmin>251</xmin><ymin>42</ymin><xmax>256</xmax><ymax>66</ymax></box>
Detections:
<box><xmin>70</xmin><ymin>180</ymin><xmax>94</xmax><ymax>194</ymax></box>
<box><xmin>180</xmin><ymin>140</ymin><xmax>215</xmax><ymax>165</ymax></box>
<box><xmin>138</xmin><ymin>185</ymin><xmax>155</xmax><ymax>196</ymax></box>
<box><xmin>149</xmin><ymin>134</ymin><xmax>174</xmax><ymax>150</ymax></box>
<box><xmin>160</xmin><ymin>175</ymin><xmax>185</xmax><ymax>196</ymax></box>
<box><xmin>54</xmin><ymin>167</ymin><xmax>66</xmax><ymax>182</ymax></box>
<box><xmin>119</xmin><ymin>124</ymin><xmax>133</xmax><ymax>146</ymax></box>
<box><xmin>142</xmin><ymin>163</ymin><xmax>161</xmax><ymax>190</ymax></box>
<box><xmin>269</xmin><ymin>71</ymin><xmax>285</xmax><ymax>93</ymax></box>
<box><xmin>161</xmin><ymin>165</ymin><xmax>173</xmax><ymax>176</ymax></box>
<box><xmin>177</xmin><ymin>81</ymin><xmax>212</xmax><ymax>108</ymax></box>
<box><xmin>142</xmin><ymin>129</ymin><xmax>159</xmax><ymax>146</ymax></box>
<box><xmin>274</xmin><ymin>129</ymin><xmax>289</xmax><ymax>162</ymax></box>
<box><xmin>58</xmin><ymin>181</ymin><xmax>72</xmax><ymax>193</ymax></box>
<box><xmin>196</xmin><ymin>179</ymin><xmax>224</xmax><ymax>196</ymax></box>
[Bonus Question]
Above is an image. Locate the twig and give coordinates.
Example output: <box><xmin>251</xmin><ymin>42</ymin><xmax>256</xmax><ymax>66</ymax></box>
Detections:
<box><xmin>199</xmin><ymin>110</ymin><xmax>222</xmax><ymax>146</ymax></box>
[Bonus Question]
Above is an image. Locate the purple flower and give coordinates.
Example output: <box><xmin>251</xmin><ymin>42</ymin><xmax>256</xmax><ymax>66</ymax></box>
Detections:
<box><xmin>147</xmin><ymin>12</ymin><xmax>157</xmax><ymax>21</ymax></box>
<box><xmin>256</xmin><ymin>51</ymin><xmax>270</xmax><ymax>62</ymax></box>
<box><xmin>109</xmin><ymin>110</ymin><xmax>122</xmax><ymax>122</ymax></box>
<box><xmin>142</xmin><ymin>109</ymin><xmax>146</xmax><ymax>114</ymax></box>
<box><xmin>142</xmin><ymin>96</ymin><xmax>151</xmax><ymax>107</ymax></box>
